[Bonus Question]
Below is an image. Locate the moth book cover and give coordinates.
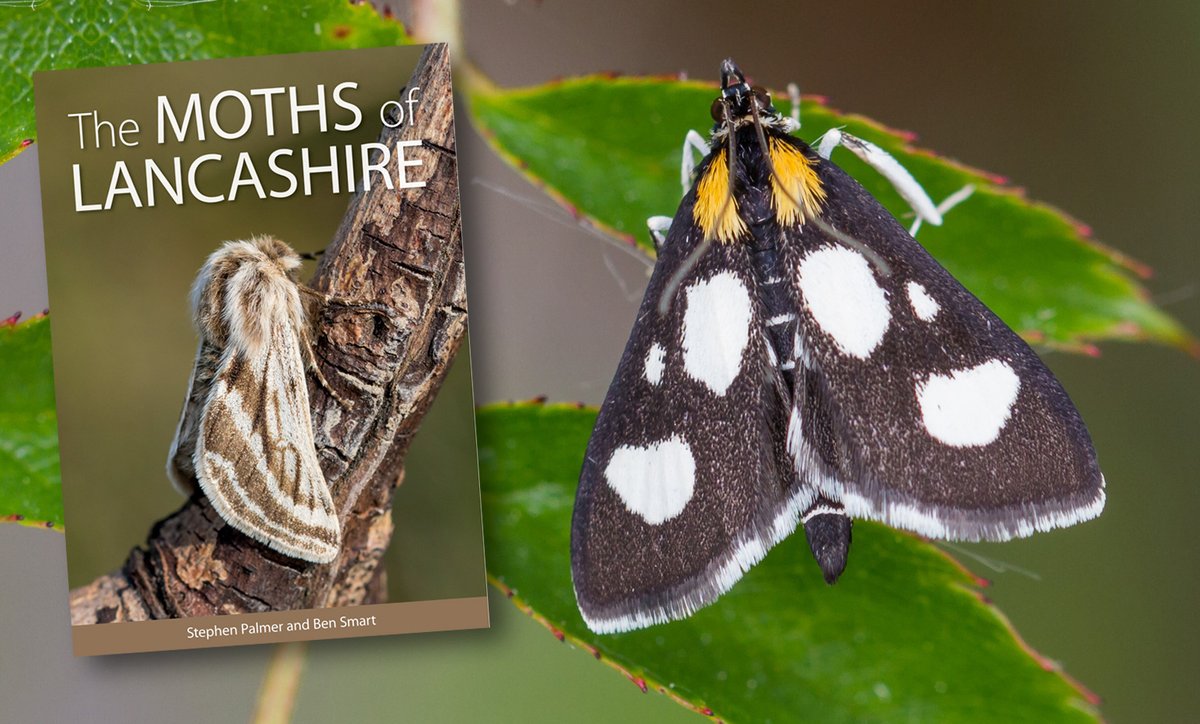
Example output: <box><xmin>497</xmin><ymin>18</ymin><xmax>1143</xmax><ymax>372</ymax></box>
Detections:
<box><xmin>33</xmin><ymin>44</ymin><xmax>489</xmax><ymax>656</ymax></box>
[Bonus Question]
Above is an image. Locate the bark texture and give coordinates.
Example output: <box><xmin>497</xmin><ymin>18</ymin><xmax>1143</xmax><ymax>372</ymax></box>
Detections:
<box><xmin>70</xmin><ymin>44</ymin><xmax>465</xmax><ymax>623</ymax></box>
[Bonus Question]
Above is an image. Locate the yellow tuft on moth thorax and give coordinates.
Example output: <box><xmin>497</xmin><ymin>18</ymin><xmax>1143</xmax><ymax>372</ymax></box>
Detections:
<box><xmin>693</xmin><ymin>149</ymin><xmax>749</xmax><ymax>244</ymax></box>
<box><xmin>768</xmin><ymin>137</ymin><xmax>826</xmax><ymax>227</ymax></box>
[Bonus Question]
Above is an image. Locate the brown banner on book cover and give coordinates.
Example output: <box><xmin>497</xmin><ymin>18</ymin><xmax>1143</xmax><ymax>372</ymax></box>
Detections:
<box><xmin>72</xmin><ymin>596</ymin><xmax>489</xmax><ymax>656</ymax></box>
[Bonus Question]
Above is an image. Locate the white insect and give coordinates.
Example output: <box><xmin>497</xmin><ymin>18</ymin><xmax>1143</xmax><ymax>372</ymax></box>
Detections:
<box><xmin>167</xmin><ymin>236</ymin><xmax>340</xmax><ymax>564</ymax></box>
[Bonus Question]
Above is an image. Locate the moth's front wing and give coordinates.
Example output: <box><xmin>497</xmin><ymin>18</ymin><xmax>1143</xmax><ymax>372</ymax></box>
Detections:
<box><xmin>195</xmin><ymin>320</ymin><xmax>341</xmax><ymax>564</ymax></box>
<box><xmin>784</xmin><ymin>159</ymin><xmax>1105</xmax><ymax>542</ymax></box>
<box><xmin>572</xmin><ymin>232</ymin><xmax>813</xmax><ymax>633</ymax></box>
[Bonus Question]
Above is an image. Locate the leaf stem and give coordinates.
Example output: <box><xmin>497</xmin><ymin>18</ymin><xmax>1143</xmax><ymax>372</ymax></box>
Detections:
<box><xmin>252</xmin><ymin>642</ymin><xmax>308</xmax><ymax>724</ymax></box>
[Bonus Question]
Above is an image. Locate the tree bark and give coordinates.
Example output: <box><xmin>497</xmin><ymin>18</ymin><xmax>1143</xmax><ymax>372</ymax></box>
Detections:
<box><xmin>69</xmin><ymin>44</ymin><xmax>466</xmax><ymax>623</ymax></box>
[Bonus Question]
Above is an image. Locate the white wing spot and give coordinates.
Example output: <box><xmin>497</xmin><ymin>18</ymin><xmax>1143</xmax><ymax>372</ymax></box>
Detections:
<box><xmin>906</xmin><ymin>281</ymin><xmax>940</xmax><ymax>321</ymax></box>
<box><xmin>797</xmin><ymin>247</ymin><xmax>890</xmax><ymax>358</ymax></box>
<box><xmin>682</xmin><ymin>272</ymin><xmax>751</xmax><ymax>395</ymax></box>
<box><xmin>604</xmin><ymin>436</ymin><xmax>696</xmax><ymax>525</ymax></box>
<box><xmin>917</xmin><ymin>359</ymin><xmax>1021</xmax><ymax>447</ymax></box>
<box><xmin>644</xmin><ymin>343</ymin><xmax>665</xmax><ymax>385</ymax></box>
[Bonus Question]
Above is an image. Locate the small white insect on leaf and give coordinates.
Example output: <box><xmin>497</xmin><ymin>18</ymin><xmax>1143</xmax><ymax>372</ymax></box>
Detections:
<box><xmin>167</xmin><ymin>236</ymin><xmax>340</xmax><ymax>564</ymax></box>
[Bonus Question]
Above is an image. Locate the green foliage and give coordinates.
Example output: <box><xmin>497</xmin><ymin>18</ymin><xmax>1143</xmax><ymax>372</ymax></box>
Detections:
<box><xmin>0</xmin><ymin>8</ymin><xmax>1171</xmax><ymax>717</ymax></box>
<box><xmin>0</xmin><ymin>316</ymin><xmax>61</xmax><ymax>529</ymax></box>
<box><xmin>478</xmin><ymin>401</ymin><xmax>1100</xmax><ymax>723</ymax></box>
<box><xmin>0</xmin><ymin>0</ymin><xmax>410</xmax><ymax>162</ymax></box>
<box><xmin>468</xmin><ymin>74</ymin><xmax>1194</xmax><ymax>354</ymax></box>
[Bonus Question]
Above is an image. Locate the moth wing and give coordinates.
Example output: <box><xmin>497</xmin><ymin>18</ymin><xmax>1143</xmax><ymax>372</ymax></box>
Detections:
<box><xmin>167</xmin><ymin>341</ymin><xmax>221</xmax><ymax>495</ymax></box>
<box><xmin>572</xmin><ymin>219</ymin><xmax>814</xmax><ymax>633</ymax></box>
<box><xmin>194</xmin><ymin>317</ymin><xmax>340</xmax><ymax>563</ymax></box>
<box><xmin>785</xmin><ymin>154</ymin><xmax>1104</xmax><ymax>541</ymax></box>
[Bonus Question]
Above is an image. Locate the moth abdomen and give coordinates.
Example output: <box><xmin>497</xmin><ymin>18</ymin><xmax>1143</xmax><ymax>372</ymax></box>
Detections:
<box><xmin>802</xmin><ymin>503</ymin><xmax>852</xmax><ymax>585</ymax></box>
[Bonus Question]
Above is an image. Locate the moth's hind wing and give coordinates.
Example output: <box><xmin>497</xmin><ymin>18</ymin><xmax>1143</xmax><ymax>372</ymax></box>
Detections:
<box><xmin>166</xmin><ymin>341</ymin><xmax>222</xmax><ymax>495</ymax></box>
<box><xmin>785</xmin><ymin>156</ymin><xmax>1104</xmax><ymax>542</ymax></box>
<box><xmin>194</xmin><ymin>318</ymin><xmax>340</xmax><ymax>563</ymax></box>
<box><xmin>571</xmin><ymin>226</ymin><xmax>814</xmax><ymax>633</ymax></box>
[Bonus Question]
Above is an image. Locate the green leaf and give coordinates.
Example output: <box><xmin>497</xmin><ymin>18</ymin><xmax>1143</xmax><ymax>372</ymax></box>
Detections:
<box><xmin>478</xmin><ymin>402</ymin><xmax>1100</xmax><ymax>723</ymax></box>
<box><xmin>468</xmin><ymin>74</ymin><xmax>1194</xmax><ymax>354</ymax></box>
<box><xmin>0</xmin><ymin>315</ymin><xmax>62</xmax><ymax>529</ymax></box>
<box><xmin>0</xmin><ymin>0</ymin><xmax>410</xmax><ymax>163</ymax></box>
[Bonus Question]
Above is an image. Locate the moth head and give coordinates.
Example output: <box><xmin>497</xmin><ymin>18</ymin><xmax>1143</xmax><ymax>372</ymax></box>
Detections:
<box><xmin>248</xmin><ymin>235</ymin><xmax>304</xmax><ymax>280</ymax></box>
<box><xmin>711</xmin><ymin>58</ymin><xmax>782</xmax><ymax>134</ymax></box>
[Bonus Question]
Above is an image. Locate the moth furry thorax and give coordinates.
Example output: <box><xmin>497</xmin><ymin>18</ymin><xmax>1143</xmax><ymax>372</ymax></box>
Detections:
<box><xmin>190</xmin><ymin>236</ymin><xmax>309</xmax><ymax>359</ymax></box>
<box><xmin>167</xmin><ymin>235</ymin><xmax>341</xmax><ymax>564</ymax></box>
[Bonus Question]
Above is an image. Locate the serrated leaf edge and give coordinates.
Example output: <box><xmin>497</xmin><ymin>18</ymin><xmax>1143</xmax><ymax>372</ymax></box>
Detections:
<box><xmin>464</xmin><ymin>72</ymin><xmax>1196</xmax><ymax>355</ymax></box>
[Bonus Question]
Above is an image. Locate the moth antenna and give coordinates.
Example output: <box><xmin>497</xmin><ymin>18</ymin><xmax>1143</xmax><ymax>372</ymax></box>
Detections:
<box><xmin>656</xmin><ymin>97</ymin><xmax>738</xmax><ymax>316</ymax></box>
<box><xmin>810</xmin><ymin>207</ymin><xmax>892</xmax><ymax>277</ymax></box>
<box><xmin>657</xmin><ymin>231</ymin><xmax>713</xmax><ymax>315</ymax></box>
<box><xmin>936</xmin><ymin>541</ymin><xmax>1043</xmax><ymax>580</ymax></box>
<box><xmin>299</xmin><ymin>249</ymin><xmax>326</xmax><ymax>261</ymax></box>
<box><xmin>747</xmin><ymin>94</ymin><xmax>892</xmax><ymax>277</ymax></box>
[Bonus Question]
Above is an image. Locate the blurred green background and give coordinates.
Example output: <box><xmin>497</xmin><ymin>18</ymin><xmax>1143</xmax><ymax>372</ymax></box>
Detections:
<box><xmin>33</xmin><ymin>45</ymin><xmax>485</xmax><ymax>603</ymax></box>
<box><xmin>1</xmin><ymin>1</ymin><xmax>1197</xmax><ymax>722</ymax></box>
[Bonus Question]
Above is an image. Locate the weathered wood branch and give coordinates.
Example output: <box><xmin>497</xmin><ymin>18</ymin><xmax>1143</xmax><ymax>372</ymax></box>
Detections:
<box><xmin>69</xmin><ymin>44</ymin><xmax>465</xmax><ymax>623</ymax></box>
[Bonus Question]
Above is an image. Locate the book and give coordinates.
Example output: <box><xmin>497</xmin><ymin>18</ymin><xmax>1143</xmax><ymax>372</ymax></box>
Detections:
<box><xmin>33</xmin><ymin>43</ymin><xmax>489</xmax><ymax>655</ymax></box>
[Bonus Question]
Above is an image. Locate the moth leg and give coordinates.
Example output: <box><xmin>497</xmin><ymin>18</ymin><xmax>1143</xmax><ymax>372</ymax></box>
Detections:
<box><xmin>647</xmin><ymin>215</ymin><xmax>673</xmax><ymax>250</ymax></box>
<box><xmin>680</xmin><ymin>129</ymin><xmax>711</xmax><ymax>195</ymax></box>
<box><xmin>297</xmin><ymin>286</ymin><xmax>400</xmax><ymax>405</ymax></box>
<box><xmin>296</xmin><ymin>284</ymin><xmax>344</xmax><ymax>404</ymax></box>
<box><xmin>297</xmin><ymin>285</ymin><xmax>400</xmax><ymax>322</ymax></box>
<box><xmin>801</xmin><ymin>499</ymin><xmax>852</xmax><ymax>584</ymax></box>
<box><xmin>783</xmin><ymin>82</ymin><xmax>802</xmax><ymax>132</ymax></box>
<box><xmin>299</xmin><ymin>331</ymin><xmax>347</xmax><ymax>406</ymax></box>
<box><xmin>909</xmin><ymin>183</ymin><xmax>976</xmax><ymax>237</ymax></box>
<box><xmin>813</xmin><ymin>127</ymin><xmax>843</xmax><ymax>160</ymax></box>
<box><xmin>320</xmin><ymin>295</ymin><xmax>399</xmax><ymax>320</ymax></box>
<box><xmin>816</xmin><ymin>128</ymin><xmax>943</xmax><ymax>230</ymax></box>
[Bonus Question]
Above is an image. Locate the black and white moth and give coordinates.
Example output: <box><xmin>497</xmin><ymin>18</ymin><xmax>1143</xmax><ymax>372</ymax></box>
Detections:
<box><xmin>167</xmin><ymin>236</ymin><xmax>340</xmax><ymax>564</ymax></box>
<box><xmin>570</xmin><ymin>60</ymin><xmax>1105</xmax><ymax>633</ymax></box>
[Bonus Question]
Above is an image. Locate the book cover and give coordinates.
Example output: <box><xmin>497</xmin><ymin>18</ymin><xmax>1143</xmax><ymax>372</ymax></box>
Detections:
<box><xmin>33</xmin><ymin>43</ymin><xmax>488</xmax><ymax>655</ymax></box>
